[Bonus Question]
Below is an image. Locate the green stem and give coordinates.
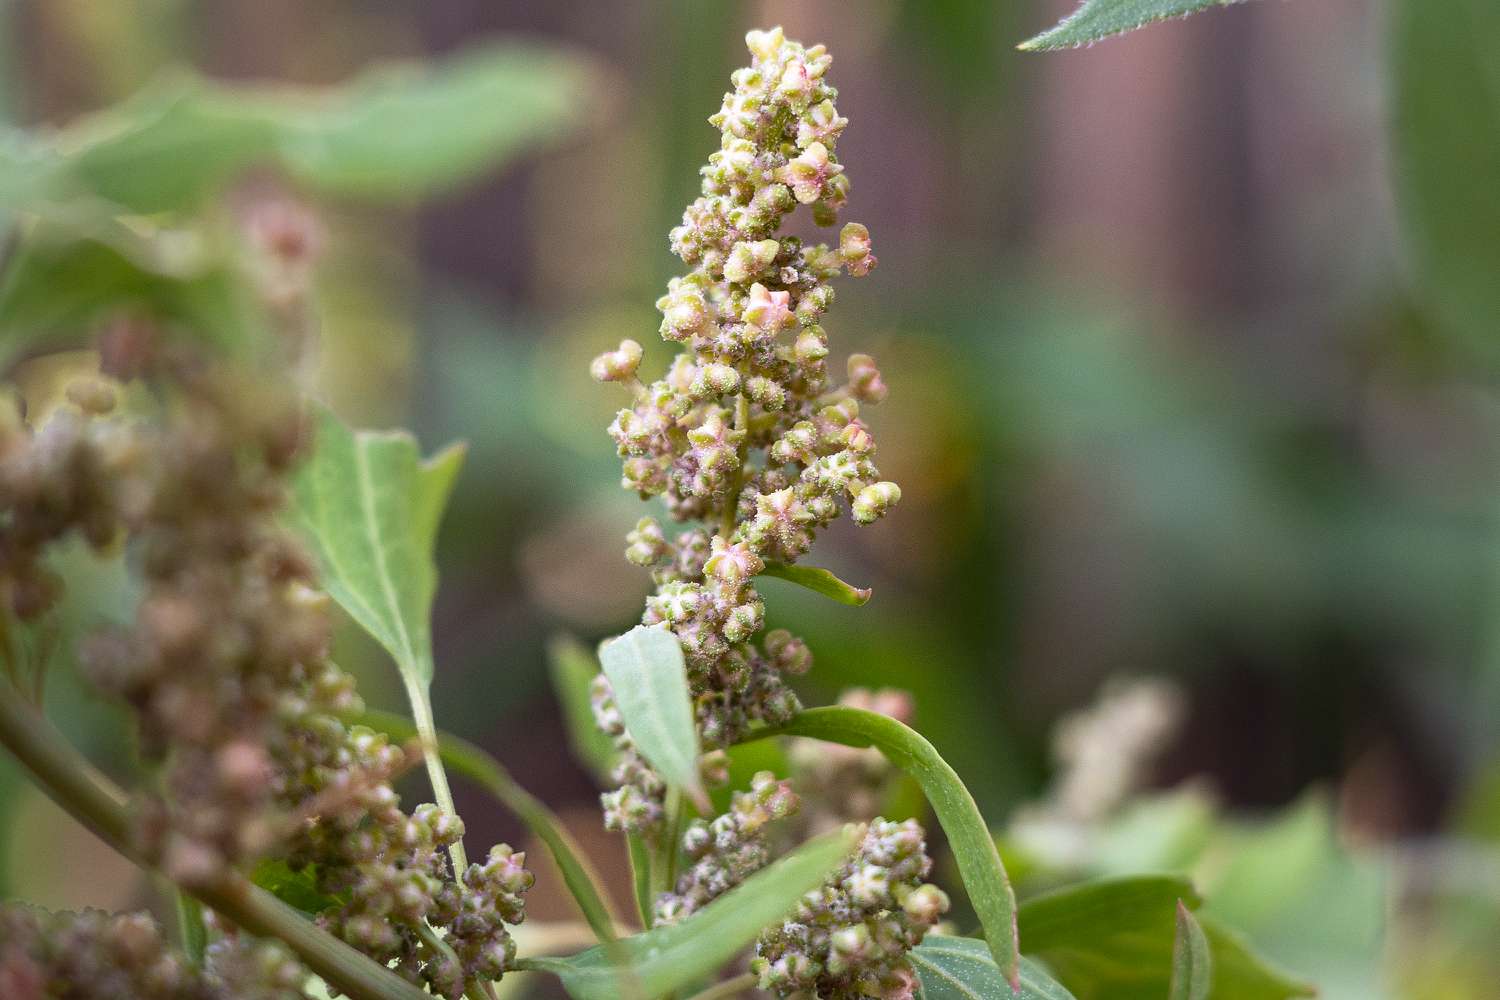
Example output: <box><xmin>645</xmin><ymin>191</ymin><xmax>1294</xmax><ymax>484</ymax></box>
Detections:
<box><xmin>359</xmin><ymin>709</ymin><xmax>622</xmax><ymax>943</ymax></box>
<box><xmin>683</xmin><ymin>972</ymin><xmax>757</xmax><ymax>1000</ymax></box>
<box><xmin>720</xmin><ymin>392</ymin><xmax>750</xmax><ymax>540</ymax></box>
<box><xmin>403</xmin><ymin>673</ymin><xmax>469</xmax><ymax>880</ymax></box>
<box><xmin>173</xmin><ymin>888</ymin><xmax>208</xmax><ymax>964</ymax></box>
<box><xmin>651</xmin><ymin>786</ymin><xmax>684</xmax><ymax>903</ymax></box>
<box><xmin>626</xmin><ymin>832</ymin><xmax>654</xmax><ymax>929</ymax></box>
<box><xmin>0</xmin><ymin>680</ymin><xmax>429</xmax><ymax>1000</ymax></box>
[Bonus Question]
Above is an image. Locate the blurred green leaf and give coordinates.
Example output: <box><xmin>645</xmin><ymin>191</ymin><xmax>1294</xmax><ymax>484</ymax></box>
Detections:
<box><xmin>63</xmin><ymin>76</ymin><xmax>277</xmax><ymax>214</ymax></box>
<box><xmin>1018</xmin><ymin>876</ymin><xmax>1314</xmax><ymax>1000</ymax></box>
<box><xmin>1391</xmin><ymin>0</ymin><xmax>1500</xmax><ymax>357</ymax></box>
<box><xmin>1170</xmin><ymin>901</ymin><xmax>1212</xmax><ymax>1000</ymax></box>
<box><xmin>1020</xmin><ymin>0</ymin><xmax>1248</xmax><ymax>50</ymax></box>
<box><xmin>274</xmin><ymin>44</ymin><xmax>591</xmax><ymax>198</ymax></box>
<box><xmin>910</xmin><ymin>936</ymin><xmax>1076</xmax><ymax>999</ymax></box>
<box><xmin>759</xmin><ymin>561</ymin><xmax>871</xmax><ymax>606</ymax></box>
<box><xmin>0</xmin><ymin>220</ymin><xmax>262</xmax><ymax>368</ymax></box>
<box><xmin>1</xmin><ymin>43</ymin><xmax>594</xmax><ymax>217</ymax></box>
<box><xmin>598</xmin><ymin>624</ymin><xmax>706</xmax><ymax>810</ymax></box>
<box><xmin>519</xmin><ymin>826</ymin><xmax>858</xmax><ymax>1000</ymax></box>
<box><xmin>746</xmin><ymin>706</ymin><xmax>1021</xmax><ymax>988</ymax></box>
<box><xmin>547</xmin><ymin>635</ymin><xmax>617</xmax><ymax>785</ymax></box>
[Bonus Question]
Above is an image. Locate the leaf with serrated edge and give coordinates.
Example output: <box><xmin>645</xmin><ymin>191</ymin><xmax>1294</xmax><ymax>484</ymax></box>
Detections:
<box><xmin>289</xmin><ymin>405</ymin><xmax>467</xmax><ymax>866</ymax></box>
<box><xmin>759</xmin><ymin>561</ymin><xmax>872</xmax><ymax>606</ymax></box>
<box><xmin>911</xmin><ymin>937</ymin><xmax>1076</xmax><ymax>1000</ymax></box>
<box><xmin>519</xmin><ymin>827</ymin><xmax>858</xmax><ymax>1000</ymax></box>
<box><xmin>741</xmin><ymin>706</ymin><xmax>1021</xmax><ymax>988</ymax></box>
<box><xmin>599</xmin><ymin>624</ymin><xmax>708</xmax><ymax>810</ymax></box>
<box><xmin>1170</xmin><ymin>901</ymin><xmax>1212</xmax><ymax>1000</ymax></box>
<box><xmin>1020</xmin><ymin>0</ymin><xmax>1251</xmax><ymax>51</ymax></box>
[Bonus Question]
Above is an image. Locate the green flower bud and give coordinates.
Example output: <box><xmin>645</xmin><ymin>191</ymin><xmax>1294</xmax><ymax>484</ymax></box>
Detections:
<box><xmin>852</xmin><ymin>482</ymin><xmax>901</xmax><ymax>524</ymax></box>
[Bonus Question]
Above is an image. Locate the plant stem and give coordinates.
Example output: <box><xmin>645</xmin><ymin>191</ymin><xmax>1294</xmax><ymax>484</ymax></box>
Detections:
<box><xmin>359</xmin><ymin>708</ymin><xmax>622</xmax><ymax>943</ymax></box>
<box><xmin>651</xmin><ymin>786</ymin><xmax>684</xmax><ymax>903</ymax></box>
<box><xmin>626</xmin><ymin>832</ymin><xmax>655</xmax><ymax>929</ymax></box>
<box><xmin>0</xmin><ymin>679</ymin><xmax>429</xmax><ymax>1000</ymax></box>
<box><xmin>683</xmin><ymin>972</ymin><xmax>757</xmax><ymax>1000</ymax></box>
<box><xmin>403</xmin><ymin>673</ymin><xmax>470</xmax><ymax>880</ymax></box>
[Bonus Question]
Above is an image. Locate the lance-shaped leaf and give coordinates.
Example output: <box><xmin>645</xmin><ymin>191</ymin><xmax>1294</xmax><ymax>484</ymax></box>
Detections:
<box><xmin>598</xmin><ymin>624</ymin><xmax>708</xmax><ymax>811</ymax></box>
<box><xmin>1018</xmin><ymin>875</ymin><xmax>1314</xmax><ymax>1000</ymax></box>
<box><xmin>289</xmin><ymin>406</ymin><xmax>468</xmax><ymax>865</ymax></box>
<box><xmin>741</xmin><ymin>706</ymin><xmax>1021</xmax><ymax>988</ymax></box>
<box><xmin>518</xmin><ymin>826</ymin><xmax>858</xmax><ymax>1000</ymax></box>
<box><xmin>1170</xmin><ymin>901</ymin><xmax>1212</xmax><ymax>1000</ymax></box>
<box><xmin>758</xmin><ymin>561</ymin><xmax>872</xmax><ymax>606</ymax></box>
<box><xmin>910</xmin><ymin>937</ymin><xmax>1077</xmax><ymax>1000</ymax></box>
<box><xmin>1020</xmin><ymin>0</ymin><xmax>1252</xmax><ymax>51</ymax></box>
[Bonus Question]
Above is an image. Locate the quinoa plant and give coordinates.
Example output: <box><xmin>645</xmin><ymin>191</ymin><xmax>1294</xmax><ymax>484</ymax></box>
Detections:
<box><xmin>0</xmin><ymin>23</ymin><xmax>1315</xmax><ymax>1000</ymax></box>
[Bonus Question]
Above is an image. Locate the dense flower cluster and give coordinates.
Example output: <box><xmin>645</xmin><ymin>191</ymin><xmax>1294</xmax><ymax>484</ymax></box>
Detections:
<box><xmin>654</xmin><ymin>770</ymin><xmax>801</xmax><ymax>925</ymax></box>
<box><xmin>588</xmin><ymin>27</ymin><xmax>941</xmax><ymax>994</ymax></box>
<box><xmin>2</xmin><ymin>345</ymin><xmax>529</xmax><ymax>996</ymax></box>
<box><xmin>0</xmin><ymin>904</ymin><xmax>306</xmax><ymax>1000</ymax></box>
<box><xmin>753</xmin><ymin>819</ymin><xmax>949</xmax><ymax>999</ymax></box>
<box><xmin>592</xmin><ymin>25</ymin><xmax>897</xmax><ymax>833</ymax></box>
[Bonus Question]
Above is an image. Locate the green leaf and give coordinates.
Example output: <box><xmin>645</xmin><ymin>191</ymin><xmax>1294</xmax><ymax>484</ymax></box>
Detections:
<box><xmin>547</xmin><ymin>634</ymin><xmax>618</xmax><ymax>784</ymax></box>
<box><xmin>758</xmin><ymin>561</ymin><xmax>872</xmax><ymax>606</ymax></box>
<box><xmin>1017</xmin><ymin>875</ymin><xmax>1314</xmax><ymax>1000</ymax></box>
<box><xmin>3</xmin><ymin>45</ymin><xmax>595</xmax><ymax>216</ymax></box>
<box><xmin>1169</xmin><ymin>902</ymin><xmax>1212</xmax><ymax>1000</ymax></box>
<box><xmin>1019</xmin><ymin>0</ymin><xmax>1250</xmax><ymax>51</ymax></box>
<box><xmin>598</xmin><ymin>624</ymin><xmax>707</xmax><ymax>811</ymax></box>
<box><xmin>1390</xmin><ymin>0</ymin><xmax>1500</xmax><ymax>357</ymax></box>
<box><xmin>289</xmin><ymin>405</ymin><xmax>467</xmax><ymax>868</ymax></box>
<box><xmin>274</xmin><ymin>44</ymin><xmax>592</xmax><ymax>198</ymax></box>
<box><xmin>910</xmin><ymin>936</ymin><xmax>1077</xmax><ymax>999</ymax></box>
<box><xmin>356</xmin><ymin>708</ymin><xmax>621</xmax><ymax>944</ymax></box>
<box><xmin>62</xmin><ymin>75</ymin><xmax>278</xmax><ymax>215</ymax></box>
<box><xmin>250</xmin><ymin>859</ymin><xmax>344</xmax><ymax>916</ymax></box>
<box><xmin>741</xmin><ymin>706</ymin><xmax>1021</xmax><ymax>989</ymax></box>
<box><xmin>0</xmin><ymin>220</ymin><xmax>264</xmax><ymax>369</ymax></box>
<box><xmin>291</xmin><ymin>405</ymin><xmax>462</xmax><ymax>689</ymax></box>
<box><xmin>519</xmin><ymin>826</ymin><xmax>858</xmax><ymax>1000</ymax></box>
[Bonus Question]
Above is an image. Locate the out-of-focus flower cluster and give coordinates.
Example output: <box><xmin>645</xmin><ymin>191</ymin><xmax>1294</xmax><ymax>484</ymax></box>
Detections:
<box><xmin>0</xmin><ymin>904</ymin><xmax>306</xmax><ymax>1000</ymax></box>
<box><xmin>1010</xmin><ymin>677</ymin><xmax>1184</xmax><ymax>871</ymax></box>
<box><xmin>753</xmin><ymin>819</ymin><xmax>949</xmax><ymax>1000</ymax></box>
<box><xmin>790</xmin><ymin>688</ymin><xmax>913</xmax><ymax>834</ymax></box>
<box><xmin>1</xmin><ymin>335</ymin><xmax>529</xmax><ymax>995</ymax></box>
<box><xmin>591</xmin><ymin>25</ymin><xmax>898</xmax><ymax>835</ymax></box>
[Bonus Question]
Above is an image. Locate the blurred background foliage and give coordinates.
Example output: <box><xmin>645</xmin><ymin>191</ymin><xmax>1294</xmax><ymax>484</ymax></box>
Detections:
<box><xmin>1</xmin><ymin>1</ymin><xmax>1498</xmax><ymax>997</ymax></box>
